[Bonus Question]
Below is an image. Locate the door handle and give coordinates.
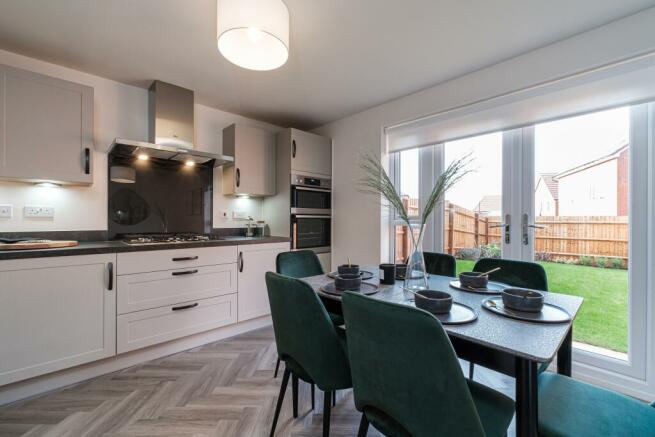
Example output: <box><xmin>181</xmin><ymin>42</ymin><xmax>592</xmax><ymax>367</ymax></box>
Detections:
<box><xmin>84</xmin><ymin>148</ymin><xmax>91</xmax><ymax>174</ymax></box>
<box><xmin>236</xmin><ymin>168</ymin><xmax>240</xmax><ymax>187</ymax></box>
<box><xmin>172</xmin><ymin>269</ymin><xmax>198</xmax><ymax>276</ymax></box>
<box><xmin>107</xmin><ymin>262</ymin><xmax>114</xmax><ymax>290</ymax></box>
<box><xmin>172</xmin><ymin>302</ymin><xmax>199</xmax><ymax>311</ymax></box>
<box><xmin>238</xmin><ymin>251</ymin><xmax>244</xmax><ymax>272</ymax></box>
<box><xmin>292</xmin><ymin>140</ymin><xmax>297</xmax><ymax>158</ymax></box>
<box><xmin>490</xmin><ymin>214</ymin><xmax>511</xmax><ymax>244</ymax></box>
<box><xmin>522</xmin><ymin>213</ymin><xmax>547</xmax><ymax>245</ymax></box>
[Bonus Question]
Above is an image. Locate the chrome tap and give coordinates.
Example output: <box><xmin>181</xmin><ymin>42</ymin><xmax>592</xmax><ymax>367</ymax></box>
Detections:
<box><xmin>245</xmin><ymin>216</ymin><xmax>255</xmax><ymax>237</ymax></box>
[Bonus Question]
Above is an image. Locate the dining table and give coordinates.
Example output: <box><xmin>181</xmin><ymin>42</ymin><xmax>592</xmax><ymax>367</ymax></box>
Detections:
<box><xmin>301</xmin><ymin>267</ymin><xmax>584</xmax><ymax>437</ymax></box>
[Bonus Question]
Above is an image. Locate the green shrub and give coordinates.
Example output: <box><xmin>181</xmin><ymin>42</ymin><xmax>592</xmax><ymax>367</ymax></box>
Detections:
<box><xmin>595</xmin><ymin>257</ymin><xmax>609</xmax><ymax>268</ymax></box>
<box><xmin>456</xmin><ymin>248</ymin><xmax>481</xmax><ymax>260</ymax></box>
<box><xmin>579</xmin><ymin>256</ymin><xmax>593</xmax><ymax>266</ymax></box>
<box><xmin>536</xmin><ymin>251</ymin><xmax>552</xmax><ymax>262</ymax></box>
<box><xmin>480</xmin><ymin>243</ymin><xmax>501</xmax><ymax>259</ymax></box>
<box><xmin>610</xmin><ymin>258</ymin><xmax>625</xmax><ymax>269</ymax></box>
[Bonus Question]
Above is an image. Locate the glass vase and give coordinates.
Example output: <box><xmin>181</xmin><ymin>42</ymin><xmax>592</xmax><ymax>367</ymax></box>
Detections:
<box><xmin>403</xmin><ymin>225</ymin><xmax>429</xmax><ymax>294</ymax></box>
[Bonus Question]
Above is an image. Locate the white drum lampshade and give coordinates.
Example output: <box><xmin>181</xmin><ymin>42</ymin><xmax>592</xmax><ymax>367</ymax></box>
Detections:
<box><xmin>217</xmin><ymin>0</ymin><xmax>289</xmax><ymax>71</ymax></box>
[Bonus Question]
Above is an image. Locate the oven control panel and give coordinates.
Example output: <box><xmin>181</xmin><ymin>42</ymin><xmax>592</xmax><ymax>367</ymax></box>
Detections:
<box><xmin>291</xmin><ymin>174</ymin><xmax>331</xmax><ymax>189</ymax></box>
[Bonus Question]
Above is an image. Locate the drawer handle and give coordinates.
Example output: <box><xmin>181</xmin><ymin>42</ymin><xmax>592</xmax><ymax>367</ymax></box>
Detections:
<box><xmin>238</xmin><ymin>251</ymin><xmax>244</xmax><ymax>272</ymax></box>
<box><xmin>172</xmin><ymin>256</ymin><xmax>199</xmax><ymax>261</ymax></box>
<box><xmin>172</xmin><ymin>269</ymin><xmax>199</xmax><ymax>276</ymax></box>
<box><xmin>107</xmin><ymin>262</ymin><xmax>114</xmax><ymax>290</ymax></box>
<box><xmin>171</xmin><ymin>302</ymin><xmax>199</xmax><ymax>311</ymax></box>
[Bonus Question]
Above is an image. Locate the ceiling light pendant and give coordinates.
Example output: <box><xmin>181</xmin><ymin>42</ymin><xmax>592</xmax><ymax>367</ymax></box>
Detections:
<box><xmin>217</xmin><ymin>0</ymin><xmax>289</xmax><ymax>71</ymax></box>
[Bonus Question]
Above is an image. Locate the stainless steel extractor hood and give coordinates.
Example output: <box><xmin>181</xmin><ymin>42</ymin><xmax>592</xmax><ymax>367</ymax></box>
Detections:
<box><xmin>109</xmin><ymin>81</ymin><xmax>233</xmax><ymax>167</ymax></box>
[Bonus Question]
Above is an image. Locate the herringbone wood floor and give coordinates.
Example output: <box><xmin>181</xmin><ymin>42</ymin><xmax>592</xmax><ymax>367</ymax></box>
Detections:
<box><xmin>0</xmin><ymin>326</ymin><xmax>515</xmax><ymax>437</ymax></box>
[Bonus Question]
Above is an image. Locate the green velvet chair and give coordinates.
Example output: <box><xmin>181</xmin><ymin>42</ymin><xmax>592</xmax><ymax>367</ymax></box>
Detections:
<box><xmin>470</xmin><ymin>257</ymin><xmax>549</xmax><ymax>378</ymax></box>
<box><xmin>266</xmin><ymin>272</ymin><xmax>352</xmax><ymax>437</ymax></box>
<box><xmin>538</xmin><ymin>372</ymin><xmax>655</xmax><ymax>436</ymax></box>
<box><xmin>423</xmin><ymin>251</ymin><xmax>457</xmax><ymax>277</ymax></box>
<box><xmin>341</xmin><ymin>291</ymin><xmax>515</xmax><ymax>437</ymax></box>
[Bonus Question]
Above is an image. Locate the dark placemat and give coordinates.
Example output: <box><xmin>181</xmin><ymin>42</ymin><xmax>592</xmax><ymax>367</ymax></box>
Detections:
<box><xmin>405</xmin><ymin>300</ymin><xmax>477</xmax><ymax>325</ymax></box>
<box><xmin>481</xmin><ymin>297</ymin><xmax>571</xmax><ymax>324</ymax></box>
<box><xmin>449</xmin><ymin>280</ymin><xmax>506</xmax><ymax>295</ymax></box>
<box><xmin>320</xmin><ymin>282</ymin><xmax>379</xmax><ymax>297</ymax></box>
<box><xmin>327</xmin><ymin>270</ymin><xmax>374</xmax><ymax>281</ymax></box>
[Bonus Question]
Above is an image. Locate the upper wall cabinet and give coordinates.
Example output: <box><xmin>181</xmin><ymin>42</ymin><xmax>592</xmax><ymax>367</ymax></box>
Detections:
<box><xmin>288</xmin><ymin>128</ymin><xmax>331</xmax><ymax>176</ymax></box>
<box><xmin>222</xmin><ymin>124</ymin><xmax>276</xmax><ymax>196</ymax></box>
<box><xmin>0</xmin><ymin>64</ymin><xmax>94</xmax><ymax>185</ymax></box>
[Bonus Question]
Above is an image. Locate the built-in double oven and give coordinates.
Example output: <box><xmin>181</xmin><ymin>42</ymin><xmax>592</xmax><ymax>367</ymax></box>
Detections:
<box><xmin>290</xmin><ymin>173</ymin><xmax>331</xmax><ymax>254</ymax></box>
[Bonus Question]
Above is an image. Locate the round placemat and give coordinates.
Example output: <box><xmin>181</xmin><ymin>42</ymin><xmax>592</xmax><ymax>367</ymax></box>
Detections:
<box><xmin>320</xmin><ymin>282</ymin><xmax>379</xmax><ymax>297</ymax></box>
<box><xmin>409</xmin><ymin>301</ymin><xmax>477</xmax><ymax>325</ymax></box>
<box><xmin>481</xmin><ymin>297</ymin><xmax>571</xmax><ymax>324</ymax></box>
<box><xmin>449</xmin><ymin>280</ymin><xmax>506</xmax><ymax>295</ymax></box>
<box><xmin>327</xmin><ymin>270</ymin><xmax>374</xmax><ymax>281</ymax></box>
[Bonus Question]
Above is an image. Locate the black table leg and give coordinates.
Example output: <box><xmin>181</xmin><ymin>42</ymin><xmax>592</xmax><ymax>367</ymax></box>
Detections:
<box><xmin>557</xmin><ymin>327</ymin><xmax>572</xmax><ymax>377</ymax></box>
<box><xmin>515</xmin><ymin>358</ymin><xmax>538</xmax><ymax>437</ymax></box>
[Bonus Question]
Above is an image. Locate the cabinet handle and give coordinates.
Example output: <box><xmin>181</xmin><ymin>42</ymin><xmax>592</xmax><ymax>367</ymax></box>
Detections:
<box><xmin>107</xmin><ymin>262</ymin><xmax>114</xmax><ymax>290</ymax></box>
<box><xmin>172</xmin><ymin>302</ymin><xmax>199</xmax><ymax>311</ymax></box>
<box><xmin>84</xmin><ymin>148</ymin><xmax>91</xmax><ymax>174</ymax></box>
<box><xmin>236</xmin><ymin>168</ymin><xmax>241</xmax><ymax>187</ymax></box>
<box><xmin>292</xmin><ymin>140</ymin><xmax>296</xmax><ymax>158</ymax></box>
<box><xmin>238</xmin><ymin>251</ymin><xmax>244</xmax><ymax>272</ymax></box>
<box><xmin>172</xmin><ymin>269</ymin><xmax>198</xmax><ymax>276</ymax></box>
<box><xmin>172</xmin><ymin>256</ymin><xmax>198</xmax><ymax>261</ymax></box>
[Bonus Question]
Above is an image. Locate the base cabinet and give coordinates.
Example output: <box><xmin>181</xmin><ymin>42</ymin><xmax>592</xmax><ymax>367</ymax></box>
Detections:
<box><xmin>0</xmin><ymin>254</ymin><xmax>116</xmax><ymax>386</ymax></box>
<box><xmin>237</xmin><ymin>242</ymin><xmax>289</xmax><ymax>322</ymax></box>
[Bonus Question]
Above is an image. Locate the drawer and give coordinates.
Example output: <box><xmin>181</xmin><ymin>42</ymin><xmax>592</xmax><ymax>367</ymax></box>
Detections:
<box><xmin>117</xmin><ymin>294</ymin><xmax>237</xmax><ymax>354</ymax></box>
<box><xmin>117</xmin><ymin>264</ymin><xmax>237</xmax><ymax>314</ymax></box>
<box><xmin>117</xmin><ymin>246</ymin><xmax>237</xmax><ymax>275</ymax></box>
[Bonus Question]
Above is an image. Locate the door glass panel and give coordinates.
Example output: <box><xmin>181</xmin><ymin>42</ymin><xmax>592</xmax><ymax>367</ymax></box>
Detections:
<box><xmin>444</xmin><ymin>133</ymin><xmax>503</xmax><ymax>274</ymax></box>
<box><xmin>394</xmin><ymin>149</ymin><xmax>420</xmax><ymax>263</ymax></box>
<box><xmin>534</xmin><ymin>107</ymin><xmax>629</xmax><ymax>359</ymax></box>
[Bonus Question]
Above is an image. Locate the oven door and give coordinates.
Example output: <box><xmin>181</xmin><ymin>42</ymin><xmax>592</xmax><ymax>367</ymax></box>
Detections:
<box><xmin>291</xmin><ymin>214</ymin><xmax>331</xmax><ymax>253</ymax></box>
<box><xmin>291</xmin><ymin>186</ymin><xmax>331</xmax><ymax>215</ymax></box>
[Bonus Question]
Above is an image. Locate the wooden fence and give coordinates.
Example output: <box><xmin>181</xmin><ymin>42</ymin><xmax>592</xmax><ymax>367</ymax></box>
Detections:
<box><xmin>395</xmin><ymin>201</ymin><xmax>628</xmax><ymax>263</ymax></box>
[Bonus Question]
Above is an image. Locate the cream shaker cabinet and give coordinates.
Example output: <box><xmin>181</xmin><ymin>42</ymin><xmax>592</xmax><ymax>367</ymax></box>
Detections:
<box><xmin>222</xmin><ymin>124</ymin><xmax>276</xmax><ymax>196</ymax></box>
<box><xmin>288</xmin><ymin>128</ymin><xmax>332</xmax><ymax>177</ymax></box>
<box><xmin>0</xmin><ymin>254</ymin><xmax>116</xmax><ymax>386</ymax></box>
<box><xmin>0</xmin><ymin>63</ymin><xmax>94</xmax><ymax>185</ymax></box>
<box><xmin>237</xmin><ymin>242</ymin><xmax>289</xmax><ymax>322</ymax></box>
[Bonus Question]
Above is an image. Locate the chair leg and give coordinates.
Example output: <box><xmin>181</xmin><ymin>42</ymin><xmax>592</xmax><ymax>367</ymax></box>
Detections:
<box><xmin>323</xmin><ymin>390</ymin><xmax>332</xmax><ymax>437</ymax></box>
<box><xmin>311</xmin><ymin>383</ymin><xmax>315</xmax><ymax>410</ymax></box>
<box><xmin>274</xmin><ymin>357</ymin><xmax>281</xmax><ymax>378</ymax></box>
<box><xmin>292</xmin><ymin>374</ymin><xmax>299</xmax><ymax>418</ymax></box>
<box><xmin>357</xmin><ymin>414</ymin><xmax>370</xmax><ymax>437</ymax></box>
<box><xmin>270</xmin><ymin>368</ymin><xmax>290</xmax><ymax>437</ymax></box>
<box><xmin>332</xmin><ymin>390</ymin><xmax>336</xmax><ymax>406</ymax></box>
<box><xmin>469</xmin><ymin>361</ymin><xmax>475</xmax><ymax>380</ymax></box>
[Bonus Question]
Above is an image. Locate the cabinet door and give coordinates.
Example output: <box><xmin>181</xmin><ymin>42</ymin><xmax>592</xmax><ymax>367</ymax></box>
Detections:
<box><xmin>237</xmin><ymin>242</ymin><xmax>289</xmax><ymax>321</ymax></box>
<box><xmin>290</xmin><ymin>129</ymin><xmax>332</xmax><ymax>176</ymax></box>
<box><xmin>0</xmin><ymin>254</ymin><xmax>116</xmax><ymax>386</ymax></box>
<box><xmin>235</xmin><ymin>126</ymin><xmax>276</xmax><ymax>196</ymax></box>
<box><xmin>0</xmin><ymin>64</ymin><xmax>94</xmax><ymax>185</ymax></box>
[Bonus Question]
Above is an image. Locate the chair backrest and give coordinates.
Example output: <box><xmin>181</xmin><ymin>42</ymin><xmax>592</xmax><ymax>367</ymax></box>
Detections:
<box><xmin>342</xmin><ymin>292</ymin><xmax>486</xmax><ymax>437</ymax></box>
<box><xmin>265</xmin><ymin>272</ymin><xmax>351</xmax><ymax>389</ymax></box>
<box><xmin>276</xmin><ymin>250</ymin><xmax>324</xmax><ymax>278</ymax></box>
<box><xmin>473</xmin><ymin>257</ymin><xmax>548</xmax><ymax>291</ymax></box>
<box><xmin>423</xmin><ymin>252</ymin><xmax>457</xmax><ymax>277</ymax></box>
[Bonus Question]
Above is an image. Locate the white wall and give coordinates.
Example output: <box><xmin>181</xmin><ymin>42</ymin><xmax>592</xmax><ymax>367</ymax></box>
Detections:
<box><xmin>0</xmin><ymin>49</ymin><xmax>281</xmax><ymax>232</ymax></box>
<box><xmin>558</xmin><ymin>160</ymin><xmax>618</xmax><ymax>216</ymax></box>
<box><xmin>313</xmin><ymin>7</ymin><xmax>655</xmax><ymax>267</ymax></box>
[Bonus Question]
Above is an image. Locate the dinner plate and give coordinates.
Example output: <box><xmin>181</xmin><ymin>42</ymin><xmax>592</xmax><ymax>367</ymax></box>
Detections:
<box><xmin>320</xmin><ymin>282</ymin><xmax>379</xmax><ymax>297</ymax></box>
<box><xmin>326</xmin><ymin>270</ymin><xmax>374</xmax><ymax>280</ymax></box>
<box><xmin>449</xmin><ymin>280</ymin><xmax>506</xmax><ymax>295</ymax></box>
<box><xmin>404</xmin><ymin>300</ymin><xmax>478</xmax><ymax>325</ymax></box>
<box><xmin>481</xmin><ymin>297</ymin><xmax>571</xmax><ymax>324</ymax></box>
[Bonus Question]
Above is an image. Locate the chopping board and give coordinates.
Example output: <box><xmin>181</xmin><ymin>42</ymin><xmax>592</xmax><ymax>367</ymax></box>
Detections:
<box><xmin>0</xmin><ymin>240</ymin><xmax>79</xmax><ymax>250</ymax></box>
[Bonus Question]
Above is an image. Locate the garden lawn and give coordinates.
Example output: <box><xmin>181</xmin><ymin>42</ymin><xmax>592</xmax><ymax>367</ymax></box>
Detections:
<box><xmin>456</xmin><ymin>260</ymin><xmax>628</xmax><ymax>353</ymax></box>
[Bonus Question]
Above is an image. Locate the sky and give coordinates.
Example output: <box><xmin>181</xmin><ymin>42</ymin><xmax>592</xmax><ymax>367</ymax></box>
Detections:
<box><xmin>400</xmin><ymin>106</ymin><xmax>630</xmax><ymax>211</ymax></box>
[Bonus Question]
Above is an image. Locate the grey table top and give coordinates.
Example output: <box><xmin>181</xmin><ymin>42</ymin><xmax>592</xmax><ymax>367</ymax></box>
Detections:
<box><xmin>302</xmin><ymin>268</ymin><xmax>584</xmax><ymax>363</ymax></box>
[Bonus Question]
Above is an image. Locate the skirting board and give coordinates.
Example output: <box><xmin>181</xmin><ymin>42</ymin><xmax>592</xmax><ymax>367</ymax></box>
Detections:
<box><xmin>0</xmin><ymin>316</ymin><xmax>272</xmax><ymax>406</ymax></box>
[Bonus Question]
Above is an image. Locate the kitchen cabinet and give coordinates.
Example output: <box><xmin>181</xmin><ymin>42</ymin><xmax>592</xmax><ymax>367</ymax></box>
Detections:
<box><xmin>0</xmin><ymin>254</ymin><xmax>116</xmax><ymax>386</ymax></box>
<box><xmin>288</xmin><ymin>128</ymin><xmax>332</xmax><ymax>177</ymax></box>
<box><xmin>222</xmin><ymin>124</ymin><xmax>276</xmax><ymax>196</ymax></box>
<box><xmin>0</xmin><ymin>63</ymin><xmax>94</xmax><ymax>185</ymax></box>
<box><xmin>237</xmin><ymin>242</ymin><xmax>289</xmax><ymax>322</ymax></box>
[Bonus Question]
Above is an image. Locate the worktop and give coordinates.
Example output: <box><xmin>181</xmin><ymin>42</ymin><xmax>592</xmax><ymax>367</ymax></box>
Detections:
<box><xmin>0</xmin><ymin>236</ymin><xmax>289</xmax><ymax>260</ymax></box>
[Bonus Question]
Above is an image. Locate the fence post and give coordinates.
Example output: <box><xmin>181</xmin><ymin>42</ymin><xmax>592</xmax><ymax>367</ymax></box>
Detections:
<box><xmin>484</xmin><ymin>217</ymin><xmax>489</xmax><ymax>245</ymax></box>
<box><xmin>474</xmin><ymin>212</ymin><xmax>480</xmax><ymax>247</ymax></box>
<box><xmin>447</xmin><ymin>202</ymin><xmax>455</xmax><ymax>255</ymax></box>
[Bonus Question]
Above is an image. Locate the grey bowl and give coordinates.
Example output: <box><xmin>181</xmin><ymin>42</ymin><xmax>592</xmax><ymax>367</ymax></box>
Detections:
<box><xmin>459</xmin><ymin>272</ymin><xmax>489</xmax><ymax>289</ymax></box>
<box><xmin>334</xmin><ymin>273</ymin><xmax>362</xmax><ymax>291</ymax></box>
<box><xmin>502</xmin><ymin>288</ymin><xmax>545</xmax><ymax>312</ymax></box>
<box><xmin>414</xmin><ymin>290</ymin><xmax>453</xmax><ymax>314</ymax></box>
<box><xmin>338</xmin><ymin>264</ymin><xmax>360</xmax><ymax>276</ymax></box>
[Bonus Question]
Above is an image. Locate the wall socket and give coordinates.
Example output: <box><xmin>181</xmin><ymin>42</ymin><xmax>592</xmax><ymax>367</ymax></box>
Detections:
<box><xmin>24</xmin><ymin>205</ymin><xmax>55</xmax><ymax>218</ymax></box>
<box><xmin>0</xmin><ymin>204</ymin><xmax>12</xmax><ymax>218</ymax></box>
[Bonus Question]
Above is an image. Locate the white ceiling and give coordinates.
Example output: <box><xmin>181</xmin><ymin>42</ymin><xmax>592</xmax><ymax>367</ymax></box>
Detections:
<box><xmin>0</xmin><ymin>0</ymin><xmax>653</xmax><ymax>129</ymax></box>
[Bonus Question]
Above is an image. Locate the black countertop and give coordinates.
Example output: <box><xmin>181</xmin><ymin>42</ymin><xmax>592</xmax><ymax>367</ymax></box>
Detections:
<box><xmin>0</xmin><ymin>236</ymin><xmax>290</xmax><ymax>261</ymax></box>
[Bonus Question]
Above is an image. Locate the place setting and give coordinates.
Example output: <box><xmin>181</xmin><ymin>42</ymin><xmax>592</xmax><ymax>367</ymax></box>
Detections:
<box><xmin>321</xmin><ymin>262</ymin><xmax>379</xmax><ymax>296</ymax></box>
<box><xmin>406</xmin><ymin>288</ymin><xmax>478</xmax><ymax>325</ymax></box>
<box><xmin>481</xmin><ymin>288</ymin><xmax>571</xmax><ymax>324</ymax></box>
<box><xmin>449</xmin><ymin>268</ymin><xmax>507</xmax><ymax>294</ymax></box>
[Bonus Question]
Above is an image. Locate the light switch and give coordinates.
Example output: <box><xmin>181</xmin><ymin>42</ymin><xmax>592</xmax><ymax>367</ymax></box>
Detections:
<box><xmin>0</xmin><ymin>204</ymin><xmax>12</xmax><ymax>218</ymax></box>
<box><xmin>24</xmin><ymin>205</ymin><xmax>55</xmax><ymax>218</ymax></box>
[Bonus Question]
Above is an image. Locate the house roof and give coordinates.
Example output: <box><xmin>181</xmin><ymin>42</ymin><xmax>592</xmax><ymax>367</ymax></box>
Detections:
<box><xmin>475</xmin><ymin>195</ymin><xmax>501</xmax><ymax>213</ymax></box>
<box><xmin>537</xmin><ymin>173</ymin><xmax>559</xmax><ymax>200</ymax></box>
<box><xmin>555</xmin><ymin>141</ymin><xmax>628</xmax><ymax>180</ymax></box>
